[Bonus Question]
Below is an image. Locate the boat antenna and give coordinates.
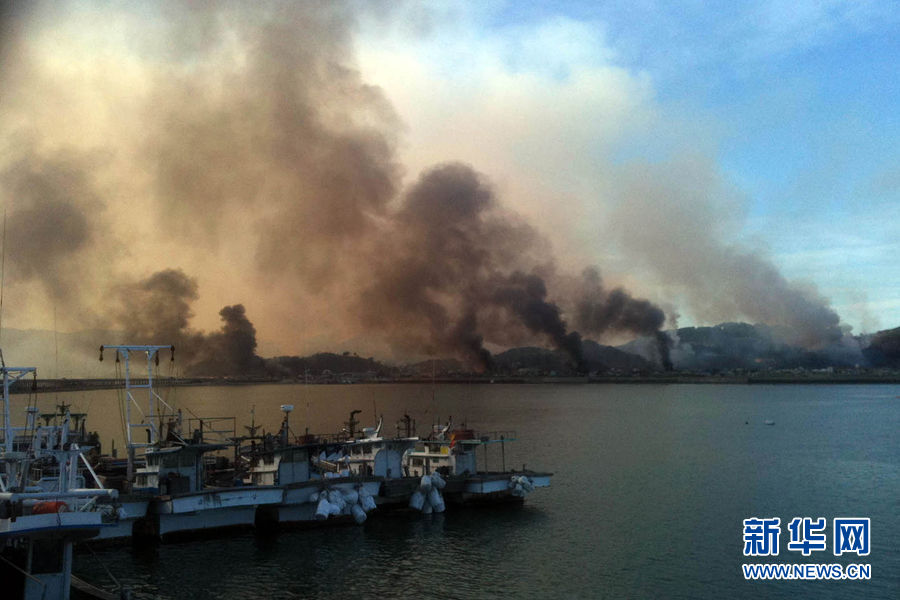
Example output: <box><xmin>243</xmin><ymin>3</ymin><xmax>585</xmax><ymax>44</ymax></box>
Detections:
<box><xmin>53</xmin><ymin>303</ymin><xmax>60</xmax><ymax>405</ymax></box>
<box><xmin>304</xmin><ymin>367</ymin><xmax>310</xmax><ymax>434</ymax></box>
<box><xmin>0</xmin><ymin>208</ymin><xmax>6</xmax><ymax>362</ymax></box>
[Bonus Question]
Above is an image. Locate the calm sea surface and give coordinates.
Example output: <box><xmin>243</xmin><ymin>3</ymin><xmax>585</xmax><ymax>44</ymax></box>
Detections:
<box><xmin>18</xmin><ymin>383</ymin><xmax>897</xmax><ymax>598</ymax></box>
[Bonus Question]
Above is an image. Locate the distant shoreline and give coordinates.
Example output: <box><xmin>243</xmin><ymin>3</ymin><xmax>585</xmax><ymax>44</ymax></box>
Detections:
<box><xmin>9</xmin><ymin>373</ymin><xmax>900</xmax><ymax>394</ymax></box>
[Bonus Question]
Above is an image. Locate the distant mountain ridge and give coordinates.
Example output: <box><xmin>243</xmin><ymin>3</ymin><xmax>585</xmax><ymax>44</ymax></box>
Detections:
<box><xmin>621</xmin><ymin>322</ymin><xmax>874</xmax><ymax>372</ymax></box>
<box><xmin>3</xmin><ymin>321</ymin><xmax>898</xmax><ymax>378</ymax></box>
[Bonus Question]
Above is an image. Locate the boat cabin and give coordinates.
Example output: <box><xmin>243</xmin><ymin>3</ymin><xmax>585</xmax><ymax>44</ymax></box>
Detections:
<box><xmin>405</xmin><ymin>436</ymin><xmax>479</xmax><ymax>477</ymax></box>
<box><xmin>134</xmin><ymin>444</ymin><xmax>225</xmax><ymax>495</ymax></box>
<box><xmin>247</xmin><ymin>445</ymin><xmax>311</xmax><ymax>487</ymax></box>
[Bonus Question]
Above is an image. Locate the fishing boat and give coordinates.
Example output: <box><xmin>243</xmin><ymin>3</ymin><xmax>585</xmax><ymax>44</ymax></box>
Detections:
<box><xmin>95</xmin><ymin>345</ymin><xmax>282</xmax><ymax>541</ymax></box>
<box><xmin>1</xmin><ymin>363</ymin><xmax>117</xmax><ymax>600</ymax></box>
<box><xmin>339</xmin><ymin>410</ymin><xmax>421</xmax><ymax>509</ymax></box>
<box><xmin>403</xmin><ymin>419</ymin><xmax>552</xmax><ymax>506</ymax></box>
<box><xmin>244</xmin><ymin>406</ymin><xmax>381</xmax><ymax>528</ymax></box>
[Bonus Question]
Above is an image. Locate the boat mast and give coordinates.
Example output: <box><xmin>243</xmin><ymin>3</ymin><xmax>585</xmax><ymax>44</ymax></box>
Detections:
<box><xmin>2</xmin><ymin>366</ymin><xmax>36</xmax><ymax>454</ymax></box>
<box><xmin>1</xmin><ymin>365</ymin><xmax>36</xmax><ymax>490</ymax></box>
<box><xmin>100</xmin><ymin>344</ymin><xmax>175</xmax><ymax>483</ymax></box>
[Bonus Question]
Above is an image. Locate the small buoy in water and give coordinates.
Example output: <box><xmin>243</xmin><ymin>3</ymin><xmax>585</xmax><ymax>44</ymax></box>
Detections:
<box><xmin>764</xmin><ymin>420</ymin><xmax>775</xmax><ymax>426</ymax></box>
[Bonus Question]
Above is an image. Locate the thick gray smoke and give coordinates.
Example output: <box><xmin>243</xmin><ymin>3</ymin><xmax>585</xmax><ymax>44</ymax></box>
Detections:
<box><xmin>609</xmin><ymin>157</ymin><xmax>845</xmax><ymax>349</ymax></box>
<box><xmin>0</xmin><ymin>0</ymin><xmax>678</xmax><ymax>372</ymax></box>
<box><xmin>112</xmin><ymin>269</ymin><xmax>263</xmax><ymax>376</ymax></box>
<box><xmin>0</xmin><ymin>2</ymin><xmax>854</xmax><ymax>376</ymax></box>
<box><xmin>575</xmin><ymin>267</ymin><xmax>672</xmax><ymax>368</ymax></box>
<box><xmin>0</xmin><ymin>144</ymin><xmax>104</xmax><ymax>324</ymax></box>
<box><xmin>143</xmin><ymin>1</ymin><xmax>402</xmax><ymax>286</ymax></box>
<box><xmin>358</xmin><ymin>163</ymin><xmax>543</xmax><ymax>370</ymax></box>
<box><xmin>357</xmin><ymin>163</ymin><xmax>668</xmax><ymax>370</ymax></box>
<box><xmin>113</xmin><ymin>269</ymin><xmax>198</xmax><ymax>344</ymax></box>
<box><xmin>492</xmin><ymin>271</ymin><xmax>586</xmax><ymax>371</ymax></box>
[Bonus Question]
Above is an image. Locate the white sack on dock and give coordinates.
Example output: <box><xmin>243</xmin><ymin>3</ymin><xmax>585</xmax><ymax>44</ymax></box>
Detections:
<box><xmin>422</xmin><ymin>500</ymin><xmax>433</xmax><ymax>514</ymax></box>
<box><xmin>315</xmin><ymin>497</ymin><xmax>331</xmax><ymax>520</ymax></box>
<box><xmin>409</xmin><ymin>490</ymin><xmax>425</xmax><ymax>510</ymax></box>
<box><xmin>343</xmin><ymin>490</ymin><xmax>359</xmax><ymax>505</ymax></box>
<box><xmin>361</xmin><ymin>493</ymin><xmax>377</xmax><ymax>512</ymax></box>
<box><xmin>351</xmin><ymin>503</ymin><xmax>367</xmax><ymax>524</ymax></box>
<box><xmin>327</xmin><ymin>489</ymin><xmax>345</xmax><ymax>514</ymax></box>
<box><xmin>430</xmin><ymin>471</ymin><xmax>446</xmax><ymax>489</ymax></box>
<box><xmin>428</xmin><ymin>487</ymin><xmax>445</xmax><ymax>513</ymax></box>
<box><xmin>419</xmin><ymin>475</ymin><xmax>432</xmax><ymax>492</ymax></box>
<box><xmin>509</xmin><ymin>475</ymin><xmax>535</xmax><ymax>496</ymax></box>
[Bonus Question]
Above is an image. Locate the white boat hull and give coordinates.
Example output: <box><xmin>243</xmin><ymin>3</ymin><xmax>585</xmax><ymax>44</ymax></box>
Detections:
<box><xmin>93</xmin><ymin>498</ymin><xmax>151</xmax><ymax>541</ymax></box>
<box><xmin>145</xmin><ymin>487</ymin><xmax>283</xmax><ymax>539</ymax></box>
<box><xmin>272</xmin><ymin>478</ymin><xmax>382</xmax><ymax>526</ymax></box>
<box><xmin>154</xmin><ymin>487</ymin><xmax>283</xmax><ymax>515</ymax></box>
<box><xmin>0</xmin><ymin>511</ymin><xmax>106</xmax><ymax>538</ymax></box>
<box><xmin>158</xmin><ymin>506</ymin><xmax>259</xmax><ymax>537</ymax></box>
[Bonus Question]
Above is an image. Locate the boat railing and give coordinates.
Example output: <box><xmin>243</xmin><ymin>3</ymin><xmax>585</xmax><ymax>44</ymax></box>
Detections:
<box><xmin>187</xmin><ymin>416</ymin><xmax>236</xmax><ymax>445</ymax></box>
<box><xmin>470</xmin><ymin>430</ymin><xmax>517</xmax><ymax>443</ymax></box>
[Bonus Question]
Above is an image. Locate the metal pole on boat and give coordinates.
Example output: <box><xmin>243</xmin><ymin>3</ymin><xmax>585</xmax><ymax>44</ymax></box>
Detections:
<box><xmin>501</xmin><ymin>435</ymin><xmax>505</xmax><ymax>472</ymax></box>
<box><xmin>147</xmin><ymin>348</ymin><xmax>157</xmax><ymax>447</ymax></box>
<box><xmin>2</xmin><ymin>369</ymin><xmax>10</xmax><ymax>454</ymax></box>
<box><xmin>122</xmin><ymin>349</ymin><xmax>134</xmax><ymax>484</ymax></box>
<box><xmin>3</xmin><ymin>367</ymin><xmax>37</xmax><ymax>454</ymax></box>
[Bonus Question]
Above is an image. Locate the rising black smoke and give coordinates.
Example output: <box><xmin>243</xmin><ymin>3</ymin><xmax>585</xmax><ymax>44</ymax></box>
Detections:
<box><xmin>574</xmin><ymin>268</ymin><xmax>672</xmax><ymax>369</ymax></box>
<box><xmin>0</xmin><ymin>143</ymin><xmax>104</xmax><ymax>324</ymax></box>
<box><xmin>608</xmin><ymin>157</ymin><xmax>846</xmax><ymax>349</ymax></box>
<box><xmin>0</xmin><ymin>2</ymin><xmax>853</xmax><ymax>375</ymax></box>
<box><xmin>113</xmin><ymin>269</ymin><xmax>264</xmax><ymax>376</ymax></box>
<box><xmin>358</xmin><ymin>163</ymin><xmax>669</xmax><ymax>371</ymax></box>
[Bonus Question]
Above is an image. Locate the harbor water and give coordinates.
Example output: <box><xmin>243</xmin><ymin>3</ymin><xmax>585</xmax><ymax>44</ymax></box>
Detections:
<box><xmin>20</xmin><ymin>383</ymin><xmax>897</xmax><ymax>599</ymax></box>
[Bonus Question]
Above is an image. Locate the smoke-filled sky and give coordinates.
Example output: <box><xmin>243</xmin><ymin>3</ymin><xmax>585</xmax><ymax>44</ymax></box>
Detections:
<box><xmin>1</xmin><ymin>1</ymin><xmax>898</xmax><ymax>371</ymax></box>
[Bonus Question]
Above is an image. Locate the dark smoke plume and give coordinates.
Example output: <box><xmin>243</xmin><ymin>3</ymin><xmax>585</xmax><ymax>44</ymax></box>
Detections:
<box><xmin>0</xmin><ymin>2</ymin><xmax>853</xmax><ymax>376</ymax></box>
<box><xmin>493</xmin><ymin>271</ymin><xmax>586</xmax><ymax>371</ymax></box>
<box><xmin>143</xmin><ymin>1</ymin><xmax>402</xmax><ymax>287</ymax></box>
<box><xmin>112</xmin><ymin>269</ymin><xmax>263</xmax><ymax>376</ymax></box>
<box><xmin>609</xmin><ymin>157</ymin><xmax>845</xmax><ymax>349</ymax></box>
<box><xmin>357</xmin><ymin>163</ymin><xmax>669</xmax><ymax>371</ymax></box>
<box><xmin>358</xmin><ymin>163</ymin><xmax>588</xmax><ymax>370</ymax></box>
<box><xmin>114</xmin><ymin>269</ymin><xmax>198</xmax><ymax>343</ymax></box>
<box><xmin>1</xmin><ymin>145</ymin><xmax>104</xmax><ymax>322</ymax></box>
<box><xmin>575</xmin><ymin>267</ymin><xmax>672</xmax><ymax>369</ymax></box>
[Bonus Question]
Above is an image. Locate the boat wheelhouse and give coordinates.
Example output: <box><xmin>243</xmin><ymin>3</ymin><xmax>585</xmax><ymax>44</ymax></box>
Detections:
<box><xmin>403</xmin><ymin>423</ymin><xmax>552</xmax><ymax>505</ymax></box>
<box><xmin>96</xmin><ymin>345</ymin><xmax>282</xmax><ymax>541</ymax></box>
<box><xmin>244</xmin><ymin>406</ymin><xmax>381</xmax><ymax>528</ymax></box>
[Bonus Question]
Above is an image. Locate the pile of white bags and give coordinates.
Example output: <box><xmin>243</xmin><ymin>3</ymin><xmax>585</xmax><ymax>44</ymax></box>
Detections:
<box><xmin>311</xmin><ymin>484</ymin><xmax>377</xmax><ymax>524</ymax></box>
<box><xmin>509</xmin><ymin>474</ymin><xmax>535</xmax><ymax>497</ymax></box>
<box><xmin>409</xmin><ymin>471</ymin><xmax>446</xmax><ymax>513</ymax></box>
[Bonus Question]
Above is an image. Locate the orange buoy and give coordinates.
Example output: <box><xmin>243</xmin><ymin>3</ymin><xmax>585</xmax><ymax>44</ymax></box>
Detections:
<box><xmin>32</xmin><ymin>501</ymin><xmax>69</xmax><ymax>514</ymax></box>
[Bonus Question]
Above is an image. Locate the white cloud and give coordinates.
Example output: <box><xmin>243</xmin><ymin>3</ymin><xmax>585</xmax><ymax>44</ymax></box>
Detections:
<box><xmin>356</xmin><ymin>10</ymin><xmax>660</xmax><ymax>270</ymax></box>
